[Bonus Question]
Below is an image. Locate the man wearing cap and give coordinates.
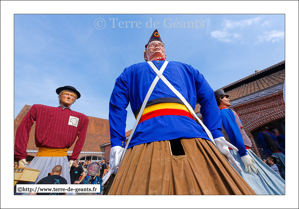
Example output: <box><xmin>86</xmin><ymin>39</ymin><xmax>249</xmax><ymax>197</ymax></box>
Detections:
<box><xmin>14</xmin><ymin>86</ymin><xmax>89</xmax><ymax>184</ymax></box>
<box><xmin>106</xmin><ymin>29</ymin><xmax>256</xmax><ymax>195</ymax></box>
<box><xmin>215</xmin><ymin>89</ymin><xmax>285</xmax><ymax>194</ymax></box>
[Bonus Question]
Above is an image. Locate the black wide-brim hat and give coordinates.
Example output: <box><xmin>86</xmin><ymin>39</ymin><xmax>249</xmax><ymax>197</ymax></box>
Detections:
<box><xmin>214</xmin><ymin>89</ymin><xmax>229</xmax><ymax>98</ymax></box>
<box><xmin>56</xmin><ymin>85</ymin><xmax>81</xmax><ymax>99</ymax></box>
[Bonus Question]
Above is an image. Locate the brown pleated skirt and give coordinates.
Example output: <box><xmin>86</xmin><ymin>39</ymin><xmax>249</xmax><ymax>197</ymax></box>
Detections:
<box><xmin>108</xmin><ymin>138</ymin><xmax>256</xmax><ymax>195</ymax></box>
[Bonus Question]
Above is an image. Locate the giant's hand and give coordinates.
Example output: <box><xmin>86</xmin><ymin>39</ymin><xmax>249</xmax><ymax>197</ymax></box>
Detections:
<box><xmin>214</xmin><ymin>137</ymin><xmax>242</xmax><ymax>172</ymax></box>
<box><xmin>109</xmin><ymin>146</ymin><xmax>124</xmax><ymax>171</ymax></box>
<box><xmin>102</xmin><ymin>146</ymin><xmax>124</xmax><ymax>186</ymax></box>
<box><xmin>241</xmin><ymin>155</ymin><xmax>258</xmax><ymax>174</ymax></box>
<box><xmin>18</xmin><ymin>159</ymin><xmax>28</xmax><ymax>168</ymax></box>
<box><xmin>69</xmin><ymin>160</ymin><xmax>74</xmax><ymax>171</ymax></box>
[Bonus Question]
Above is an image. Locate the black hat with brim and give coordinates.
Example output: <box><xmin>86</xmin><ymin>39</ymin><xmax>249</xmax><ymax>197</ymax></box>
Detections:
<box><xmin>56</xmin><ymin>85</ymin><xmax>81</xmax><ymax>99</ymax></box>
<box><xmin>214</xmin><ymin>89</ymin><xmax>229</xmax><ymax>99</ymax></box>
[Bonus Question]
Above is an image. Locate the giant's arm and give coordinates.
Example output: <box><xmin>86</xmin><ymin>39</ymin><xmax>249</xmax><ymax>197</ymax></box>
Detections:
<box><xmin>14</xmin><ymin>105</ymin><xmax>37</xmax><ymax>161</ymax></box>
<box><xmin>221</xmin><ymin>109</ymin><xmax>247</xmax><ymax>157</ymax></box>
<box><xmin>70</xmin><ymin>116</ymin><xmax>89</xmax><ymax>160</ymax></box>
<box><xmin>109</xmin><ymin>71</ymin><xmax>130</xmax><ymax>149</ymax></box>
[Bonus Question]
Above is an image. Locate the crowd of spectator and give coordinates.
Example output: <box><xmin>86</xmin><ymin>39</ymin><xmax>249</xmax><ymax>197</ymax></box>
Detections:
<box><xmin>69</xmin><ymin>158</ymin><xmax>110</xmax><ymax>195</ymax></box>
<box><xmin>14</xmin><ymin>157</ymin><xmax>112</xmax><ymax>195</ymax></box>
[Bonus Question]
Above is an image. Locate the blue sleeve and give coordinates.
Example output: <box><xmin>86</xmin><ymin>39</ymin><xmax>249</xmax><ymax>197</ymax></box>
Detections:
<box><xmin>221</xmin><ymin>109</ymin><xmax>247</xmax><ymax>157</ymax></box>
<box><xmin>109</xmin><ymin>69</ymin><xmax>129</xmax><ymax>148</ymax></box>
<box><xmin>257</xmin><ymin>132</ymin><xmax>272</xmax><ymax>155</ymax></box>
<box><xmin>195</xmin><ymin>70</ymin><xmax>223</xmax><ymax>139</ymax></box>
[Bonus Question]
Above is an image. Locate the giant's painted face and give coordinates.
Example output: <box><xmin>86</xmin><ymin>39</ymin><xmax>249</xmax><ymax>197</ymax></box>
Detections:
<box><xmin>220</xmin><ymin>95</ymin><xmax>231</xmax><ymax>107</ymax></box>
<box><xmin>145</xmin><ymin>41</ymin><xmax>166</xmax><ymax>61</ymax></box>
<box><xmin>59</xmin><ymin>90</ymin><xmax>77</xmax><ymax>107</ymax></box>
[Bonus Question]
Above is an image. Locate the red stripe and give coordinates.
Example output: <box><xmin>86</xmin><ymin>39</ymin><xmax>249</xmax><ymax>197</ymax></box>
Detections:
<box><xmin>229</xmin><ymin>145</ymin><xmax>251</xmax><ymax>150</ymax></box>
<box><xmin>272</xmin><ymin>151</ymin><xmax>281</xmax><ymax>153</ymax></box>
<box><xmin>139</xmin><ymin>109</ymin><xmax>194</xmax><ymax>124</ymax></box>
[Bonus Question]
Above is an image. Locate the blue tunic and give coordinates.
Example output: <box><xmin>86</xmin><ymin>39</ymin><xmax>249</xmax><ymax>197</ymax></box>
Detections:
<box><xmin>109</xmin><ymin>61</ymin><xmax>223</xmax><ymax>149</ymax></box>
<box><xmin>220</xmin><ymin>108</ymin><xmax>247</xmax><ymax>157</ymax></box>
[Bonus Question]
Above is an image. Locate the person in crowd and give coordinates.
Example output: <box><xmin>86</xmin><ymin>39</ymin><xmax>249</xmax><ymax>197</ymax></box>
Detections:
<box><xmin>264</xmin><ymin>156</ymin><xmax>282</xmax><ymax>177</ymax></box>
<box><xmin>257</xmin><ymin>126</ymin><xmax>285</xmax><ymax>179</ymax></box>
<box><xmin>82</xmin><ymin>160</ymin><xmax>90</xmax><ymax>184</ymax></box>
<box><xmin>70</xmin><ymin>159</ymin><xmax>85</xmax><ymax>184</ymax></box>
<box><xmin>89</xmin><ymin>162</ymin><xmax>100</xmax><ymax>184</ymax></box>
<box><xmin>78</xmin><ymin>160</ymin><xmax>84</xmax><ymax>166</ymax></box>
<box><xmin>272</xmin><ymin>128</ymin><xmax>285</xmax><ymax>154</ymax></box>
<box><xmin>29</xmin><ymin>165</ymin><xmax>67</xmax><ymax>195</ymax></box>
<box><xmin>215</xmin><ymin>89</ymin><xmax>285</xmax><ymax>195</ymax></box>
<box><xmin>99</xmin><ymin>158</ymin><xmax>107</xmax><ymax>194</ymax></box>
<box><xmin>14</xmin><ymin>86</ymin><xmax>89</xmax><ymax>184</ymax></box>
<box><xmin>88</xmin><ymin>161</ymin><xmax>101</xmax><ymax>195</ymax></box>
<box><xmin>90</xmin><ymin>171</ymin><xmax>99</xmax><ymax>184</ymax></box>
<box><xmin>105</xmin><ymin>29</ymin><xmax>256</xmax><ymax>195</ymax></box>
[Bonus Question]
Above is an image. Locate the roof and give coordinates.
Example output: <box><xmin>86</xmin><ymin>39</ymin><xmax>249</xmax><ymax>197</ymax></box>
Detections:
<box><xmin>218</xmin><ymin>61</ymin><xmax>285</xmax><ymax>101</ymax></box>
<box><xmin>14</xmin><ymin>105</ymin><xmax>111</xmax><ymax>152</ymax></box>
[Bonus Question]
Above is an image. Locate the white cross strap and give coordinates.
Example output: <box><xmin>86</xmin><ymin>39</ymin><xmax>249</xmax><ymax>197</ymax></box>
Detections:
<box><xmin>147</xmin><ymin>61</ymin><xmax>216</xmax><ymax>145</ymax></box>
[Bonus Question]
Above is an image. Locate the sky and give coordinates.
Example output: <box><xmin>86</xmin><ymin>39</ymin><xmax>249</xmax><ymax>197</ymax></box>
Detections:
<box><xmin>14</xmin><ymin>14</ymin><xmax>285</xmax><ymax>131</ymax></box>
<box><xmin>2</xmin><ymin>1</ymin><xmax>298</xmax><ymax>208</ymax></box>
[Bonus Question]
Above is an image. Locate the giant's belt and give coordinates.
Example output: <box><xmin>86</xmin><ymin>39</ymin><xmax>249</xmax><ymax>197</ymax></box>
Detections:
<box><xmin>137</xmin><ymin>103</ymin><xmax>195</xmax><ymax>124</ymax></box>
<box><xmin>36</xmin><ymin>147</ymin><xmax>68</xmax><ymax>157</ymax></box>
